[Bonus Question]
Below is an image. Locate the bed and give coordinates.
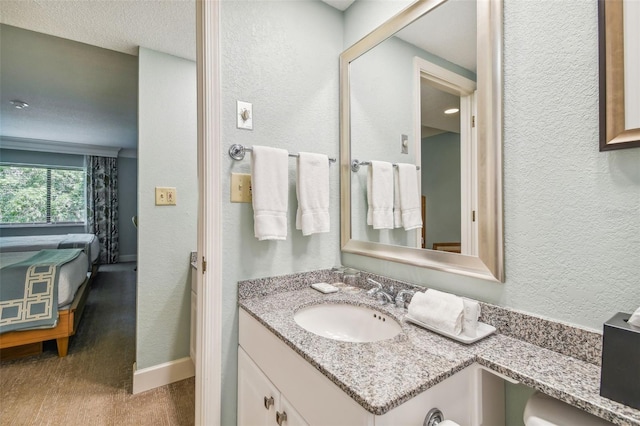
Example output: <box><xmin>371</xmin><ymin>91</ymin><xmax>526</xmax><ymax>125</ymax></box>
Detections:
<box><xmin>0</xmin><ymin>249</ymin><xmax>92</xmax><ymax>358</ymax></box>
<box><xmin>0</xmin><ymin>233</ymin><xmax>100</xmax><ymax>272</ymax></box>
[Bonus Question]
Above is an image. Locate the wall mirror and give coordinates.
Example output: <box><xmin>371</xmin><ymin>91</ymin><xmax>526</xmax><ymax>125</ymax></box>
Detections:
<box><xmin>340</xmin><ymin>0</ymin><xmax>504</xmax><ymax>282</ymax></box>
<box><xmin>599</xmin><ymin>0</ymin><xmax>640</xmax><ymax>150</ymax></box>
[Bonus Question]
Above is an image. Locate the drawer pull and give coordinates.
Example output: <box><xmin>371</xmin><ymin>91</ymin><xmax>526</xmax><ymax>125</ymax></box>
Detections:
<box><xmin>276</xmin><ymin>410</ymin><xmax>288</xmax><ymax>425</ymax></box>
<box><xmin>264</xmin><ymin>396</ymin><xmax>274</xmax><ymax>410</ymax></box>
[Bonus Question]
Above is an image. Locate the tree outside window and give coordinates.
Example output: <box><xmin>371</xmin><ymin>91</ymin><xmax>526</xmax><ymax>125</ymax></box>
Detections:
<box><xmin>0</xmin><ymin>165</ymin><xmax>86</xmax><ymax>225</ymax></box>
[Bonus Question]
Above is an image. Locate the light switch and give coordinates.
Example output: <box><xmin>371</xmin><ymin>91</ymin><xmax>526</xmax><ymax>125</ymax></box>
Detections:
<box><xmin>155</xmin><ymin>187</ymin><xmax>177</xmax><ymax>206</ymax></box>
<box><xmin>237</xmin><ymin>101</ymin><xmax>253</xmax><ymax>130</ymax></box>
<box><xmin>231</xmin><ymin>173</ymin><xmax>252</xmax><ymax>203</ymax></box>
<box><xmin>401</xmin><ymin>134</ymin><xmax>408</xmax><ymax>154</ymax></box>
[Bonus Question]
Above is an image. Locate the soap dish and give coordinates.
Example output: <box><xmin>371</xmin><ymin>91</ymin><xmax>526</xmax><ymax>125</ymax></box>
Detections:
<box><xmin>405</xmin><ymin>314</ymin><xmax>496</xmax><ymax>344</ymax></box>
<box><xmin>310</xmin><ymin>282</ymin><xmax>339</xmax><ymax>294</ymax></box>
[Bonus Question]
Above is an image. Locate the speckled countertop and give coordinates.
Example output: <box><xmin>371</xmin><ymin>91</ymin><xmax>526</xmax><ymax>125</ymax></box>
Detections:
<box><xmin>239</xmin><ymin>277</ymin><xmax>640</xmax><ymax>426</ymax></box>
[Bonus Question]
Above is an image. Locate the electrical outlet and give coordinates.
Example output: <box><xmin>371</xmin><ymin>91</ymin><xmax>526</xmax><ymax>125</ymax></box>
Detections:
<box><xmin>231</xmin><ymin>173</ymin><xmax>252</xmax><ymax>203</ymax></box>
<box><xmin>155</xmin><ymin>187</ymin><xmax>177</xmax><ymax>206</ymax></box>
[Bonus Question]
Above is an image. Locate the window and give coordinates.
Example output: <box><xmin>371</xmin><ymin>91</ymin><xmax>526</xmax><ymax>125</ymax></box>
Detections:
<box><xmin>0</xmin><ymin>164</ymin><xmax>86</xmax><ymax>225</ymax></box>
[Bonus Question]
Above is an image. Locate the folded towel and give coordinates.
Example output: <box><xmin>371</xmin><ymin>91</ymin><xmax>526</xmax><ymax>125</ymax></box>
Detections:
<box><xmin>296</xmin><ymin>152</ymin><xmax>330</xmax><ymax>236</ymax></box>
<box><xmin>251</xmin><ymin>146</ymin><xmax>289</xmax><ymax>241</ymax></box>
<box><xmin>629</xmin><ymin>307</ymin><xmax>640</xmax><ymax>327</ymax></box>
<box><xmin>396</xmin><ymin>163</ymin><xmax>422</xmax><ymax>231</ymax></box>
<box><xmin>462</xmin><ymin>298</ymin><xmax>481</xmax><ymax>337</ymax></box>
<box><xmin>367</xmin><ymin>161</ymin><xmax>394</xmax><ymax>229</ymax></box>
<box><xmin>408</xmin><ymin>289</ymin><xmax>464</xmax><ymax>335</ymax></box>
<box><xmin>393</xmin><ymin>167</ymin><xmax>402</xmax><ymax>228</ymax></box>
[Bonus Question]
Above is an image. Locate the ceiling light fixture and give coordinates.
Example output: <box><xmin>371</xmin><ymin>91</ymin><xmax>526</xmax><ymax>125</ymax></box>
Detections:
<box><xmin>444</xmin><ymin>108</ymin><xmax>459</xmax><ymax>115</ymax></box>
<box><xmin>10</xmin><ymin>100</ymin><xmax>30</xmax><ymax>110</ymax></box>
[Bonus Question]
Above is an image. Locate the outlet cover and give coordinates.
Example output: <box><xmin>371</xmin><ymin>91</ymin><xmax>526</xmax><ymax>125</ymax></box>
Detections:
<box><xmin>231</xmin><ymin>173</ymin><xmax>252</xmax><ymax>203</ymax></box>
<box><xmin>155</xmin><ymin>187</ymin><xmax>177</xmax><ymax>205</ymax></box>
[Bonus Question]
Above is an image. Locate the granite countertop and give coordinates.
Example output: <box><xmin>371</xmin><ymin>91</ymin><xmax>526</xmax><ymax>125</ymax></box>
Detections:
<box><xmin>239</xmin><ymin>286</ymin><xmax>640</xmax><ymax>426</ymax></box>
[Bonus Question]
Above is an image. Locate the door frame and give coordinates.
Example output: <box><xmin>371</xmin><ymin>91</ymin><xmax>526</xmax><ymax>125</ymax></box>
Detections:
<box><xmin>196</xmin><ymin>1</ymin><xmax>222</xmax><ymax>424</ymax></box>
<box><xmin>413</xmin><ymin>57</ymin><xmax>477</xmax><ymax>254</ymax></box>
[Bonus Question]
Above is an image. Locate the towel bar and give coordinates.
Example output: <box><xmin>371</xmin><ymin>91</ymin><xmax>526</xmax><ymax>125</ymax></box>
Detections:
<box><xmin>351</xmin><ymin>159</ymin><xmax>421</xmax><ymax>173</ymax></box>
<box><xmin>229</xmin><ymin>144</ymin><xmax>336</xmax><ymax>164</ymax></box>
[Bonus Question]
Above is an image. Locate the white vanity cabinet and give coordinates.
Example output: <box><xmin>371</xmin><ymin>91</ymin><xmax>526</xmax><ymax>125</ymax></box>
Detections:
<box><xmin>238</xmin><ymin>308</ymin><xmax>505</xmax><ymax>426</ymax></box>
<box><xmin>239</xmin><ymin>347</ymin><xmax>309</xmax><ymax>426</ymax></box>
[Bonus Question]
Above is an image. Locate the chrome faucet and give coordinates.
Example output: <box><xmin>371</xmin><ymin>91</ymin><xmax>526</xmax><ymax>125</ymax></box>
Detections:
<box><xmin>395</xmin><ymin>289</ymin><xmax>415</xmax><ymax>309</ymax></box>
<box><xmin>366</xmin><ymin>278</ymin><xmax>396</xmax><ymax>305</ymax></box>
<box><xmin>376</xmin><ymin>291</ymin><xmax>394</xmax><ymax>304</ymax></box>
<box><xmin>365</xmin><ymin>278</ymin><xmax>383</xmax><ymax>297</ymax></box>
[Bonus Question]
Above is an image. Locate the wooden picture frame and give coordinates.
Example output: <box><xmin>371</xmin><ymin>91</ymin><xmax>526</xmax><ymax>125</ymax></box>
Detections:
<box><xmin>599</xmin><ymin>0</ymin><xmax>640</xmax><ymax>150</ymax></box>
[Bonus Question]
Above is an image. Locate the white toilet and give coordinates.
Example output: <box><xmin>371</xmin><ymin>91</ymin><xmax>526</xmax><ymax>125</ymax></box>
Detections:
<box><xmin>524</xmin><ymin>392</ymin><xmax>615</xmax><ymax>426</ymax></box>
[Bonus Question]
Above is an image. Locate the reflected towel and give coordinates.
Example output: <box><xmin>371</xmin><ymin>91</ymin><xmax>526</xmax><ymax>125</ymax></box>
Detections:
<box><xmin>367</xmin><ymin>161</ymin><xmax>394</xmax><ymax>229</ymax></box>
<box><xmin>251</xmin><ymin>145</ymin><xmax>289</xmax><ymax>240</ymax></box>
<box><xmin>296</xmin><ymin>152</ymin><xmax>330</xmax><ymax>236</ymax></box>
<box><xmin>396</xmin><ymin>163</ymin><xmax>422</xmax><ymax>231</ymax></box>
<box><xmin>393</xmin><ymin>167</ymin><xmax>402</xmax><ymax>228</ymax></box>
<box><xmin>408</xmin><ymin>289</ymin><xmax>464</xmax><ymax>335</ymax></box>
<box><xmin>462</xmin><ymin>298</ymin><xmax>481</xmax><ymax>337</ymax></box>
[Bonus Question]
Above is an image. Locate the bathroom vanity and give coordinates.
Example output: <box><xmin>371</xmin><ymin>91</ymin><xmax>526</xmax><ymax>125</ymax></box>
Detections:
<box><xmin>237</xmin><ymin>271</ymin><xmax>640</xmax><ymax>426</ymax></box>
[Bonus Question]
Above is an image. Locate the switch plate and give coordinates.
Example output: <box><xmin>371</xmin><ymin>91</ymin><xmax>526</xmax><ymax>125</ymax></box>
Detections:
<box><xmin>231</xmin><ymin>173</ymin><xmax>252</xmax><ymax>203</ymax></box>
<box><xmin>155</xmin><ymin>187</ymin><xmax>177</xmax><ymax>205</ymax></box>
<box><xmin>401</xmin><ymin>134</ymin><xmax>408</xmax><ymax>154</ymax></box>
<box><xmin>237</xmin><ymin>101</ymin><xmax>253</xmax><ymax>130</ymax></box>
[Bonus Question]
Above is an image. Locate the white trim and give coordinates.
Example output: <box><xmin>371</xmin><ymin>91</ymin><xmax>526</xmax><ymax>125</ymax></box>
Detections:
<box><xmin>196</xmin><ymin>1</ymin><xmax>222</xmax><ymax>425</ymax></box>
<box><xmin>118</xmin><ymin>254</ymin><xmax>137</xmax><ymax>263</ymax></box>
<box><xmin>413</xmin><ymin>56</ymin><xmax>477</xmax><ymax>255</ymax></box>
<box><xmin>1</xmin><ymin>136</ymin><xmax>121</xmax><ymax>158</ymax></box>
<box><xmin>118</xmin><ymin>149</ymin><xmax>138</xmax><ymax>159</ymax></box>
<box><xmin>414</xmin><ymin>57</ymin><xmax>477</xmax><ymax>95</ymax></box>
<box><xmin>132</xmin><ymin>357</ymin><xmax>195</xmax><ymax>394</ymax></box>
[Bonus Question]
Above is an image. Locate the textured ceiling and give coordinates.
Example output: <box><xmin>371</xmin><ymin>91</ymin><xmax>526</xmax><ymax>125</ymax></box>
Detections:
<box><xmin>396</xmin><ymin>0</ymin><xmax>477</xmax><ymax>73</ymax></box>
<box><xmin>0</xmin><ymin>0</ymin><xmax>195</xmax><ymax>151</ymax></box>
<box><xmin>0</xmin><ymin>0</ymin><xmax>195</xmax><ymax>60</ymax></box>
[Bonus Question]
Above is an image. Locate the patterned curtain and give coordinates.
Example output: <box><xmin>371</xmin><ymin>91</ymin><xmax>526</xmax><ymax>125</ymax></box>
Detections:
<box><xmin>86</xmin><ymin>156</ymin><xmax>119</xmax><ymax>264</ymax></box>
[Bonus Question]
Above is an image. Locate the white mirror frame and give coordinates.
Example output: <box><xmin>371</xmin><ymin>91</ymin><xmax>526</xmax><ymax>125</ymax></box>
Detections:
<box><xmin>340</xmin><ymin>0</ymin><xmax>504</xmax><ymax>282</ymax></box>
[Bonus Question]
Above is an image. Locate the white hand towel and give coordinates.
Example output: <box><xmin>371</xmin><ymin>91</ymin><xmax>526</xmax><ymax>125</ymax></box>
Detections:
<box><xmin>408</xmin><ymin>289</ymin><xmax>464</xmax><ymax>335</ymax></box>
<box><xmin>629</xmin><ymin>306</ymin><xmax>640</xmax><ymax>327</ymax></box>
<box><xmin>462</xmin><ymin>297</ymin><xmax>481</xmax><ymax>337</ymax></box>
<box><xmin>251</xmin><ymin>146</ymin><xmax>289</xmax><ymax>241</ymax></box>
<box><xmin>396</xmin><ymin>163</ymin><xmax>422</xmax><ymax>231</ymax></box>
<box><xmin>393</xmin><ymin>167</ymin><xmax>402</xmax><ymax>228</ymax></box>
<box><xmin>366</xmin><ymin>161</ymin><xmax>394</xmax><ymax>229</ymax></box>
<box><xmin>295</xmin><ymin>152</ymin><xmax>330</xmax><ymax>236</ymax></box>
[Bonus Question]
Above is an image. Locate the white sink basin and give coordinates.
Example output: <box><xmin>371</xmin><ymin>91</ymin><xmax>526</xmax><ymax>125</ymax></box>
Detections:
<box><xmin>294</xmin><ymin>303</ymin><xmax>402</xmax><ymax>343</ymax></box>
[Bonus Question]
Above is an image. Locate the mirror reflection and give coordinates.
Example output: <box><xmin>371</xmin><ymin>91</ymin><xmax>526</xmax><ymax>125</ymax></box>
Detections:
<box><xmin>340</xmin><ymin>0</ymin><xmax>504</xmax><ymax>282</ymax></box>
<box><xmin>349</xmin><ymin>0</ymin><xmax>477</xmax><ymax>254</ymax></box>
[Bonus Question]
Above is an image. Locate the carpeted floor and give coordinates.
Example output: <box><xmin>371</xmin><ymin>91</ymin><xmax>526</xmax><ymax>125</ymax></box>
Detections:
<box><xmin>0</xmin><ymin>263</ymin><xmax>195</xmax><ymax>425</ymax></box>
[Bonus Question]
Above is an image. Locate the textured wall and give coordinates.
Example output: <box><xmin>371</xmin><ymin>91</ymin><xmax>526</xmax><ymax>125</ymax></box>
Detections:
<box><xmin>137</xmin><ymin>47</ymin><xmax>197</xmax><ymax>369</ymax></box>
<box><xmin>220</xmin><ymin>1</ymin><xmax>343</xmax><ymax>424</ymax></box>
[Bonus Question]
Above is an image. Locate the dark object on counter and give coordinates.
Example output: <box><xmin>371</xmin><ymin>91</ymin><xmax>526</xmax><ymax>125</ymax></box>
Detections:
<box><xmin>600</xmin><ymin>312</ymin><xmax>640</xmax><ymax>410</ymax></box>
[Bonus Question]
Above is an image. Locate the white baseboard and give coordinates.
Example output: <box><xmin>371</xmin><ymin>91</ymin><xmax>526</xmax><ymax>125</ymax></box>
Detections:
<box><xmin>119</xmin><ymin>254</ymin><xmax>137</xmax><ymax>263</ymax></box>
<box><xmin>132</xmin><ymin>357</ymin><xmax>195</xmax><ymax>394</ymax></box>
